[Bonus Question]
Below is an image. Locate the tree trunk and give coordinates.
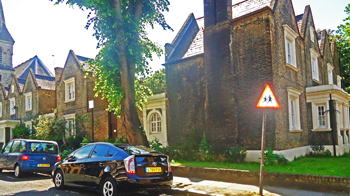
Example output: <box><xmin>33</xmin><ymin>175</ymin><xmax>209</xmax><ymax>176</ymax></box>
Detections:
<box><xmin>112</xmin><ymin>0</ymin><xmax>149</xmax><ymax>146</ymax></box>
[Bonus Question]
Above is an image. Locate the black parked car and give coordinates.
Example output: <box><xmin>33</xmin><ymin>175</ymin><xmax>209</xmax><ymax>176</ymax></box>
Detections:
<box><xmin>52</xmin><ymin>142</ymin><xmax>173</xmax><ymax>196</ymax></box>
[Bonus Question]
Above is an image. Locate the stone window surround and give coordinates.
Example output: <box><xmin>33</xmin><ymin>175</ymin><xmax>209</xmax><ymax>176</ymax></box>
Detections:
<box><xmin>9</xmin><ymin>97</ymin><xmax>15</xmax><ymax>115</ymax></box>
<box><xmin>64</xmin><ymin>113</ymin><xmax>76</xmax><ymax>136</ymax></box>
<box><xmin>64</xmin><ymin>77</ymin><xmax>75</xmax><ymax>103</ymax></box>
<box><xmin>310</xmin><ymin>48</ymin><xmax>320</xmax><ymax>82</ymax></box>
<box><xmin>310</xmin><ymin>26</ymin><xmax>315</xmax><ymax>43</ymax></box>
<box><xmin>24</xmin><ymin>92</ymin><xmax>32</xmax><ymax>112</ymax></box>
<box><xmin>287</xmin><ymin>87</ymin><xmax>302</xmax><ymax>132</ymax></box>
<box><xmin>337</xmin><ymin>75</ymin><xmax>342</xmax><ymax>87</ymax></box>
<box><xmin>327</xmin><ymin>63</ymin><xmax>334</xmax><ymax>85</ymax></box>
<box><xmin>311</xmin><ymin>101</ymin><xmax>331</xmax><ymax>132</ymax></box>
<box><xmin>11</xmin><ymin>85</ymin><xmax>14</xmax><ymax>93</ymax></box>
<box><xmin>0</xmin><ymin>102</ymin><xmax>2</xmax><ymax>117</ymax></box>
<box><xmin>149</xmin><ymin>111</ymin><xmax>162</xmax><ymax>134</ymax></box>
<box><xmin>283</xmin><ymin>25</ymin><xmax>298</xmax><ymax>71</ymax></box>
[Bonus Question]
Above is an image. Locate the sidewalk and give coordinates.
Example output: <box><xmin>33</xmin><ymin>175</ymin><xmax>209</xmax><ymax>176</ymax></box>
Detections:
<box><xmin>173</xmin><ymin>176</ymin><xmax>348</xmax><ymax>196</ymax></box>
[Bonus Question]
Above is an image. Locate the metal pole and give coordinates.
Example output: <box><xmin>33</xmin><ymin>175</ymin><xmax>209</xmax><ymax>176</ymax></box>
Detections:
<box><xmin>259</xmin><ymin>111</ymin><xmax>267</xmax><ymax>196</ymax></box>
<box><xmin>92</xmin><ymin>108</ymin><xmax>94</xmax><ymax>142</ymax></box>
<box><xmin>329</xmin><ymin>94</ymin><xmax>337</xmax><ymax>156</ymax></box>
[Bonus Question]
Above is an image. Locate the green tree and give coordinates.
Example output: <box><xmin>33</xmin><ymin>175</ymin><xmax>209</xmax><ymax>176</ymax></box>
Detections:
<box><xmin>142</xmin><ymin>68</ymin><xmax>166</xmax><ymax>94</ymax></box>
<box><xmin>337</xmin><ymin>4</ymin><xmax>350</xmax><ymax>93</ymax></box>
<box><xmin>51</xmin><ymin>0</ymin><xmax>171</xmax><ymax>146</ymax></box>
<box><xmin>12</xmin><ymin>124</ymin><xmax>30</xmax><ymax>139</ymax></box>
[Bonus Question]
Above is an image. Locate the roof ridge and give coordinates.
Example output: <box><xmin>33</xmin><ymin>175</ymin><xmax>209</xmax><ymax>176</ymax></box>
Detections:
<box><xmin>14</xmin><ymin>56</ymin><xmax>35</xmax><ymax>69</ymax></box>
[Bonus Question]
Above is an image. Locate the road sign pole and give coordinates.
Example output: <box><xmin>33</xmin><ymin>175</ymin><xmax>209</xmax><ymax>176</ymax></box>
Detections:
<box><xmin>259</xmin><ymin>111</ymin><xmax>267</xmax><ymax>196</ymax></box>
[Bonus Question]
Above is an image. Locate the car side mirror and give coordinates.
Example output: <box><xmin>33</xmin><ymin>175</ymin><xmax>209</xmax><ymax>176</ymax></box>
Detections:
<box><xmin>67</xmin><ymin>155</ymin><xmax>76</xmax><ymax>162</ymax></box>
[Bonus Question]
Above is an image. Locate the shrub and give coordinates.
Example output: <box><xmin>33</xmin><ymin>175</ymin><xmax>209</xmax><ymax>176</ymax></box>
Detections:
<box><xmin>82</xmin><ymin>137</ymin><xmax>92</xmax><ymax>143</ymax></box>
<box><xmin>12</xmin><ymin>123</ymin><xmax>30</xmax><ymax>139</ymax></box>
<box><xmin>223</xmin><ymin>147</ymin><xmax>248</xmax><ymax>163</ymax></box>
<box><xmin>150</xmin><ymin>137</ymin><xmax>163</xmax><ymax>152</ymax></box>
<box><xmin>59</xmin><ymin>149</ymin><xmax>74</xmax><ymax>160</ymax></box>
<box><xmin>264</xmin><ymin>149</ymin><xmax>289</xmax><ymax>165</ymax></box>
<box><xmin>308</xmin><ymin>144</ymin><xmax>332</xmax><ymax>157</ymax></box>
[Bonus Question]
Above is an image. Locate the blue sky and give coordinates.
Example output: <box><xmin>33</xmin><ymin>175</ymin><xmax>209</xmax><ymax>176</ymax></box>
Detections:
<box><xmin>2</xmin><ymin>0</ymin><xmax>349</xmax><ymax>74</ymax></box>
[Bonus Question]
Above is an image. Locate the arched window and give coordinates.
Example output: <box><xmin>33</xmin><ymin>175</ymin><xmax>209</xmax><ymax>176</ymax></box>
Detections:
<box><xmin>150</xmin><ymin>113</ymin><xmax>161</xmax><ymax>133</ymax></box>
<box><xmin>0</xmin><ymin>48</ymin><xmax>3</xmax><ymax>63</ymax></box>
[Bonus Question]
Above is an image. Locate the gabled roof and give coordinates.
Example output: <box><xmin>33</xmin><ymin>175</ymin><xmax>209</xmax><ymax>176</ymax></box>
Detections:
<box><xmin>296</xmin><ymin>14</ymin><xmax>304</xmax><ymax>34</ymax></box>
<box><xmin>76</xmin><ymin>55</ymin><xmax>93</xmax><ymax>71</ymax></box>
<box><xmin>14</xmin><ymin>56</ymin><xmax>53</xmax><ymax>79</ymax></box>
<box><xmin>232</xmin><ymin>0</ymin><xmax>273</xmax><ymax>19</ymax></box>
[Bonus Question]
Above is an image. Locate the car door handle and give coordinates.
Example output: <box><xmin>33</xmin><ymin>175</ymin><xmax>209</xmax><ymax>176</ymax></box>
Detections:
<box><xmin>99</xmin><ymin>163</ymin><xmax>104</xmax><ymax>167</ymax></box>
<box><xmin>80</xmin><ymin>164</ymin><xmax>84</xmax><ymax>168</ymax></box>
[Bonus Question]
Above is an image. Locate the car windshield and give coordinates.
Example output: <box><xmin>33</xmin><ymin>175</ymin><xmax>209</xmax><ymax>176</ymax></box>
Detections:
<box><xmin>28</xmin><ymin>142</ymin><xmax>58</xmax><ymax>154</ymax></box>
<box><xmin>119</xmin><ymin>145</ymin><xmax>158</xmax><ymax>155</ymax></box>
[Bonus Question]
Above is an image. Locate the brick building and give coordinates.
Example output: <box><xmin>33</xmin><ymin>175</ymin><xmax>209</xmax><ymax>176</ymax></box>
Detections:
<box><xmin>164</xmin><ymin>0</ymin><xmax>350</xmax><ymax>160</ymax></box>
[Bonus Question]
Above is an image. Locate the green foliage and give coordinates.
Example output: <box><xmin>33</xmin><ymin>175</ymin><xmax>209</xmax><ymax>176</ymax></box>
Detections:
<box><xmin>102</xmin><ymin>135</ymin><xmax>129</xmax><ymax>144</ymax></box>
<box><xmin>59</xmin><ymin>149</ymin><xmax>74</xmax><ymax>160</ymax></box>
<box><xmin>50</xmin><ymin>0</ymin><xmax>172</xmax><ymax>113</ymax></box>
<box><xmin>223</xmin><ymin>147</ymin><xmax>248</xmax><ymax>164</ymax></box>
<box><xmin>149</xmin><ymin>137</ymin><xmax>163</xmax><ymax>152</ymax></box>
<box><xmin>82</xmin><ymin>137</ymin><xmax>92</xmax><ymax>143</ymax></box>
<box><xmin>12</xmin><ymin>123</ymin><xmax>30</xmax><ymax>139</ymax></box>
<box><xmin>141</xmin><ymin>68</ymin><xmax>166</xmax><ymax>95</ymax></box>
<box><xmin>198</xmin><ymin>132</ymin><xmax>212</xmax><ymax>161</ymax></box>
<box><xmin>337</xmin><ymin>4</ymin><xmax>350</xmax><ymax>93</ymax></box>
<box><xmin>264</xmin><ymin>149</ymin><xmax>289</xmax><ymax>165</ymax></box>
<box><xmin>34</xmin><ymin>115</ymin><xmax>66</xmax><ymax>148</ymax></box>
<box><xmin>308</xmin><ymin>144</ymin><xmax>332</xmax><ymax>157</ymax></box>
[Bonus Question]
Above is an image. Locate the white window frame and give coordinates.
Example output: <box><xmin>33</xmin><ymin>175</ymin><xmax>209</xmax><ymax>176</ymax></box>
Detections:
<box><xmin>64</xmin><ymin>77</ymin><xmax>75</xmax><ymax>103</ymax></box>
<box><xmin>9</xmin><ymin>98</ymin><xmax>15</xmax><ymax>115</ymax></box>
<box><xmin>11</xmin><ymin>85</ymin><xmax>14</xmax><ymax>93</ymax></box>
<box><xmin>337</xmin><ymin>75</ymin><xmax>342</xmax><ymax>87</ymax></box>
<box><xmin>150</xmin><ymin>112</ymin><xmax>162</xmax><ymax>133</ymax></box>
<box><xmin>311</xmin><ymin>101</ymin><xmax>331</xmax><ymax>131</ymax></box>
<box><xmin>310</xmin><ymin>26</ymin><xmax>315</xmax><ymax>43</ymax></box>
<box><xmin>310</xmin><ymin>48</ymin><xmax>320</xmax><ymax>81</ymax></box>
<box><xmin>317</xmin><ymin>105</ymin><xmax>327</xmax><ymax>128</ymax></box>
<box><xmin>24</xmin><ymin>92</ymin><xmax>32</xmax><ymax>111</ymax></box>
<box><xmin>283</xmin><ymin>25</ymin><xmax>298</xmax><ymax>70</ymax></box>
<box><xmin>327</xmin><ymin>64</ymin><xmax>334</xmax><ymax>85</ymax></box>
<box><xmin>287</xmin><ymin>87</ymin><xmax>302</xmax><ymax>132</ymax></box>
<box><xmin>64</xmin><ymin>113</ymin><xmax>76</xmax><ymax>137</ymax></box>
<box><xmin>0</xmin><ymin>102</ymin><xmax>3</xmax><ymax>117</ymax></box>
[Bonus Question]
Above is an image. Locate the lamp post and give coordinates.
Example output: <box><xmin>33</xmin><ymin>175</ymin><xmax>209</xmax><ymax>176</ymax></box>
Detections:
<box><xmin>89</xmin><ymin>100</ymin><xmax>94</xmax><ymax>142</ymax></box>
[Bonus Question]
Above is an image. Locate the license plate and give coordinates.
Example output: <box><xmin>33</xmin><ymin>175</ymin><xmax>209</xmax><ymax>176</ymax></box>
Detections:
<box><xmin>145</xmin><ymin>167</ymin><xmax>162</xmax><ymax>173</ymax></box>
<box><xmin>37</xmin><ymin>164</ymin><xmax>50</xmax><ymax>167</ymax></box>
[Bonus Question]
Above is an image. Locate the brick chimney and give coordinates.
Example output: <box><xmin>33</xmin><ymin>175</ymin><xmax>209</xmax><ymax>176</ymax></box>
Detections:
<box><xmin>204</xmin><ymin>0</ymin><xmax>232</xmax><ymax>28</ymax></box>
<box><xmin>54</xmin><ymin>67</ymin><xmax>63</xmax><ymax>84</ymax></box>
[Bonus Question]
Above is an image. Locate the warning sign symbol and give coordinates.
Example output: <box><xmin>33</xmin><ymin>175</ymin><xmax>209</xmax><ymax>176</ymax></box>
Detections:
<box><xmin>257</xmin><ymin>85</ymin><xmax>280</xmax><ymax>108</ymax></box>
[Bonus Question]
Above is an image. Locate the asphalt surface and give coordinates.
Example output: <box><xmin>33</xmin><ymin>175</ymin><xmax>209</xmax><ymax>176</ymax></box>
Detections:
<box><xmin>0</xmin><ymin>170</ymin><xmax>211</xmax><ymax>196</ymax></box>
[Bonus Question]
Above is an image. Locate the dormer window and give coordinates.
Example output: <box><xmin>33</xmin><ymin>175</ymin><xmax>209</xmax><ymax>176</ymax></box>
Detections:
<box><xmin>310</xmin><ymin>49</ymin><xmax>320</xmax><ymax>81</ymax></box>
<box><xmin>327</xmin><ymin>64</ymin><xmax>334</xmax><ymax>85</ymax></box>
<box><xmin>9</xmin><ymin>98</ymin><xmax>15</xmax><ymax>115</ymax></box>
<box><xmin>283</xmin><ymin>25</ymin><xmax>298</xmax><ymax>70</ymax></box>
<box><xmin>11</xmin><ymin>85</ymin><xmax>14</xmax><ymax>93</ymax></box>
<box><xmin>25</xmin><ymin>92</ymin><xmax>32</xmax><ymax>111</ymax></box>
<box><xmin>310</xmin><ymin>26</ymin><xmax>315</xmax><ymax>43</ymax></box>
<box><xmin>64</xmin><ymin>77</ymin><xmax>75</xmax><ymax>103</ymax></box>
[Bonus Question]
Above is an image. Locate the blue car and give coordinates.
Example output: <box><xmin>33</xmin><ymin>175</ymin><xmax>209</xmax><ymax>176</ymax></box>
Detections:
<box><xmin>0</xmin><ymin>139</ymin><xmax>60</xmax><ymax>178</ymax></box>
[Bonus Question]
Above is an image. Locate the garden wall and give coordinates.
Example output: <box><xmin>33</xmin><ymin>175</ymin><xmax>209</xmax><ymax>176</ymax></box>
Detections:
<box><xmin>172</xmin><ymin>166</ymin><xmax>350</xmax><ymax>193</ymax></box>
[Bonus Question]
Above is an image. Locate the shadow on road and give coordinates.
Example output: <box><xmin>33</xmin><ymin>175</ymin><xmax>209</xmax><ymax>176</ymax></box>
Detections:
<box><xmin>0</xmin><ymin>170</ymin><xmax>51</xmax><ymax>182</ymax></box>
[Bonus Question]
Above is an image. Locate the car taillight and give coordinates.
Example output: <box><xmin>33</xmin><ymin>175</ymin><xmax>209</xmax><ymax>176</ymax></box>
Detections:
<box><xmin>124</xmin><ymin>155</ymin><xmax>135</xmax><ymax>174</ymax></box>
<box><xmin>21</xmin><ymin>155</ymin><xmax>29</xmax><ymax>161</ymax></box>
<box><xmin>167</xmin><ymin>156</ymin><xmax>171</xmax><ymax>172</ymax></box>
<box><xmin>57</xmin><ymin>155</ymin><xmax>61</xmax><ymax>162</ymax></box>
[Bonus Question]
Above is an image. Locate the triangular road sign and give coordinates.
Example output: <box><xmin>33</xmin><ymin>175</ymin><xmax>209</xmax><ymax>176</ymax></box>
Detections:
<box><xmin>257</xmin><ymin>85</ymin><xmax>280</xmax><ymax>108</ymax></box>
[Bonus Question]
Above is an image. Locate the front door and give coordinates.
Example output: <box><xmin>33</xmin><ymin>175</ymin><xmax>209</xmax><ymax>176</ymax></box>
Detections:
<box><xmin>5</xmin><ymin>128</ymin><xmax>11</xmax><ymax>144</ymax></box>
<box><xmin>109</xmin><ymin>112</ymin><xmax>118</xmax><ymax>139</ymax></box>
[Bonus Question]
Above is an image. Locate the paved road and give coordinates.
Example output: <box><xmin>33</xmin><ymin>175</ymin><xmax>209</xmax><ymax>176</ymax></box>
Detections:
<box><xmin>0</xmin><ymin>170</ymin><xmax>211</xmax><ymax>196</ymax></box>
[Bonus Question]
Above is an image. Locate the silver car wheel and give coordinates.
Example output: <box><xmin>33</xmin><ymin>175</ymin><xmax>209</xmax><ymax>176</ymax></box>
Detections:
<box><xmin>14</xmin><ymin>165</ymin><xmax>20</xmax><ymax>177</ymax></box>
<box><xmin>55</xmin><ymin>173</ymin><xmax>62</xmax><ymax>187</ymax></box>
<box><xmin>103</xmin><ymin>181</ymin><xmax>113</xmax><ymax>196</ymax></box>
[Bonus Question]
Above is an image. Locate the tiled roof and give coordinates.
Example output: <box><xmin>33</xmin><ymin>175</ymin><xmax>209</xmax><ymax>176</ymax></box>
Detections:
<box><xmin>232</xmin><ymin>0</ymin><xmax>273</xmax><ymax>19</ymax></box>
<box><xmin>36</xmin><ymin>78</ymin><xmax>55</xmax><ymax>90</ymax></box>
<box><xmin>296</xmin><ymin>14</ymin><xmax>303</xmax><ymax>32</ymax></box>
<box><xmin>17</xmin><ymin>78</ymin><xmax>26</xmax><ymax>84</ymax></box>
<box><xmin>181</xmin><ymin>0</ymin><xmax>274</xmax><ymax>59</ymax></box>
<box><xmin>14</xmin><ymin>56</ymin><xmax>53</xmax><ymax>79</ymax></box>
<box><xmin>76</xmin><ymin>55</ymin><xmax>92</xmax><ymax>71</ymax></box>
<box><xmin>183</xmin><ymin>17</ymin><xmax>204</xmax><ymax>58</ymax></box>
